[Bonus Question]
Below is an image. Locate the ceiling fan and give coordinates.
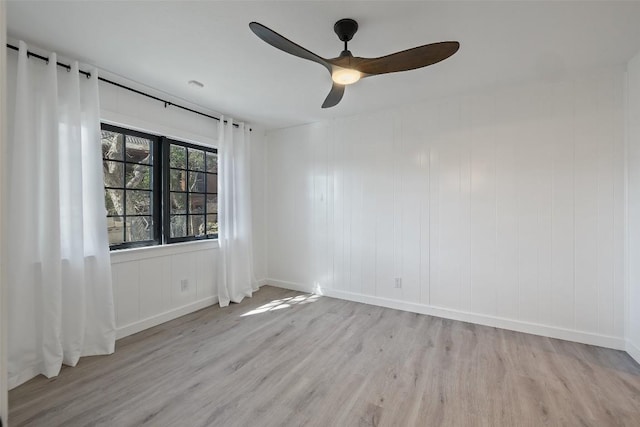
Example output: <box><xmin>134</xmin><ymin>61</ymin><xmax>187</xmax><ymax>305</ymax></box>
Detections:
<box><xmin>249</xmin><ymin>18</ymin><xmax>460</xmax><ymax>108</ymax></box>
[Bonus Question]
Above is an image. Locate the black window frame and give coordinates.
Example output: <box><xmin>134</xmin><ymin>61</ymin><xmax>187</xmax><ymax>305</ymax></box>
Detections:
<box><xmin>101</xmin><ymin>123</ymin><xmax>218</xmax><ymax>250</ymax></box>
<box><xmin>102</xmin><ymin>123</ymin><xmax>162</xmax><ymax>250</ymax></box>
<box><xmin>163</xmin><ymin>137</ymin><xmax>219</xmax><ymax>244</ymax></box>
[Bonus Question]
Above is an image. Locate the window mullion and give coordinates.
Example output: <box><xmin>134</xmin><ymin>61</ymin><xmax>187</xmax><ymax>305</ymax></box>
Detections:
<box><xmin>123</xmin><ymin>134</ymin><xmax>127</xmax><ymax>243</ymax></box>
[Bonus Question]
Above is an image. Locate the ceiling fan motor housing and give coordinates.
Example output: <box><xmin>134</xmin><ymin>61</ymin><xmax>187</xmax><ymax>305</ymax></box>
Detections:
<box><xmin>334</xmin><ymin>18</ymin><xmax>358</xmax><ymax>42</ymax></box>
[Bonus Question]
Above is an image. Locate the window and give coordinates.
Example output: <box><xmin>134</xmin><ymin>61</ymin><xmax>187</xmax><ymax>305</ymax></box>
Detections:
<box><xmin>165</xmin><ymin>140</ymin><xmax>218</xmax><ymax>243</ymax></box>
<box><xmin>101</xmin><ymin>124</ymin><xmax>218</xmax><ymax>249</ymax></box>
<box><xmin>102</xmin><ymin>125</ymin><xmax>160</xmax><ymax>249</ymax></box>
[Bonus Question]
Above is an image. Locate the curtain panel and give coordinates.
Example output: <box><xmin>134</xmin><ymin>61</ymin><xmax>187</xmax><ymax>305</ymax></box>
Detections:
<box><xmin>217</xmin><ymin>117</ymin><xmax>258</xmax><ymax>306</ymax></box>
<box><xmin>6</xmin><ymin>42</ymin><xmax>115</xmax><ymax>388</ymax></box>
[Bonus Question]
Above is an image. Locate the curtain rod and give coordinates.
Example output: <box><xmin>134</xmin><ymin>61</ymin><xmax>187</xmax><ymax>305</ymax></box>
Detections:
<box><xmin>6</xmin><ymin>43</ymin><xmax>251</xmax><ymax>131</ymax></box>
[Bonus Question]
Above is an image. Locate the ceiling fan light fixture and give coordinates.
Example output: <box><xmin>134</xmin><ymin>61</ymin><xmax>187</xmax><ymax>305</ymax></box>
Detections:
<box><xmin>331</xmin><ymin>68</ymin><xmax>361</xmax><ymax>85</ymax></box>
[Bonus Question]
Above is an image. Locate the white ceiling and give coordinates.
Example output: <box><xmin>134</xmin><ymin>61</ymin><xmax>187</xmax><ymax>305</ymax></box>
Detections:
<box><xmin>7</xmin><ymin>1</ymin><xmax>640</xmax><ymax>130</ymax></box>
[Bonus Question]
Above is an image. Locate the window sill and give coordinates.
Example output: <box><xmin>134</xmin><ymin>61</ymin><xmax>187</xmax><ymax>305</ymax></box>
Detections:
<box><xmin>110</xmin><ymin>239</ymin><xmax>219</xmax><ymax>264</ymax></box>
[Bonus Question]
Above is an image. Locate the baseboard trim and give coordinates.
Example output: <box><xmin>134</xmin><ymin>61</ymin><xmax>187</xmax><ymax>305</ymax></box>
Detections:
<box><xmin>265</xmin><ymin>279</ymin><xmax>625</xmax><ymax>350</ymax></box>
<box><xmin>627</xmin><ymin>340</ymin><xmax>640</xmax><ymax>365</ymax></box>
<box><xmin>265</xmin><ymin>278</ymin><xmax>317</xmax><ymax>294</ymax></box>
<box><xmin>116</xmin><ymin>279</ymin><xmax>269</xmax><ymax>340</ymax></box>
<box><xmin>116</xmin><ymin>296</ymin><xmax>219</xmax><ymax>339</ymax></box>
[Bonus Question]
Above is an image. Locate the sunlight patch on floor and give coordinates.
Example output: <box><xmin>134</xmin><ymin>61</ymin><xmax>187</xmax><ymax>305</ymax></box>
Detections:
<box><xmin>241</xmin><ymin>293</ymin><xmax>321</xmax><ymax>317</ymax></box>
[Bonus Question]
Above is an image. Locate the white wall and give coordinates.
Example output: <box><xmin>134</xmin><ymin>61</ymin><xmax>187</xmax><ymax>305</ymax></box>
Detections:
<box><xmin>626</xmin><ymin>53</ymin><xmax>640</xmax><ymax>363</ymax></box>
<box><xmin>267</xmin><ymin>67</ymin><xmax>626</xmax><ymax>349</ymax></box>
<box><xmin>110</xmin><ymin>242</ymin><xmax>219</xmax><ymax>338</ymax></box>
<box><xmin>0</xmin><ymin>2</ymin><xmax>8</xmax><ymax>423</ymax></box>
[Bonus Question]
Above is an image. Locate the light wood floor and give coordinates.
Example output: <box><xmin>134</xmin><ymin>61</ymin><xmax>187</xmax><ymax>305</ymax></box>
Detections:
<box><xmin>9</xmin><ymin>286</ymin><xmax>640</xmax><ymax>426</ymax></box>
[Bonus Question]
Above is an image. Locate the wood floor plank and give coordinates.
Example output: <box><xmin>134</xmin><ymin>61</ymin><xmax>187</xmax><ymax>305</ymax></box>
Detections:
<box><xmin>9</xmin><ymin>286</ymin><xmax>640</xmax><ymax>426</ymax></box>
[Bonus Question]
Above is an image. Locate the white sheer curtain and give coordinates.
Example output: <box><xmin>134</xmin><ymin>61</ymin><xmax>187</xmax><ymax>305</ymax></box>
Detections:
<box><xmin>217</xmin><ymin>117</ymin><xmax>258</xmax><ymax>306</ymax></box>
<box><xmin>6</xmin><ymin>42</ymin><xmax>115</xmax><ymax>388</ymax></box>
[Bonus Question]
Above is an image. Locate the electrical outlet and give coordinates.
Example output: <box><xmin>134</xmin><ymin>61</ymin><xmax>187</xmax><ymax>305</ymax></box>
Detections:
<box><xmin>394</xmin><ymin>277</ymin><xmax>402</xmax><ymax>289</ymax></box>
<box><xmin>180</xmin><ymin>279</ymin><xmax>189</xmax><ymax>292</ymax></box>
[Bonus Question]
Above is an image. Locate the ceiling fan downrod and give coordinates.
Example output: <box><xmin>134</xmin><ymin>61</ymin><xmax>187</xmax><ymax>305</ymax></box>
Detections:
<box><xmin>334</xmin><ymin>18</ymin><xmax>358</xmax><ymax>54</ymax></box>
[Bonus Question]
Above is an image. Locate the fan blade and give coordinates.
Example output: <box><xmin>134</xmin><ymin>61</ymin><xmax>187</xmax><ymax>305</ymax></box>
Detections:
<box><xmin>321</xmin><ymin>83</ymin><xmax>345</xmax><ymax>108</ymax></box>
<box><xmin>344</xmin><ymin>41</ymin><xmax>459</xmax><ymax>76</ymax></box>
<box><xmin>249</xmin><ymin>22</ymin><xmax>332</xmax><ymax>73</ymax></box>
